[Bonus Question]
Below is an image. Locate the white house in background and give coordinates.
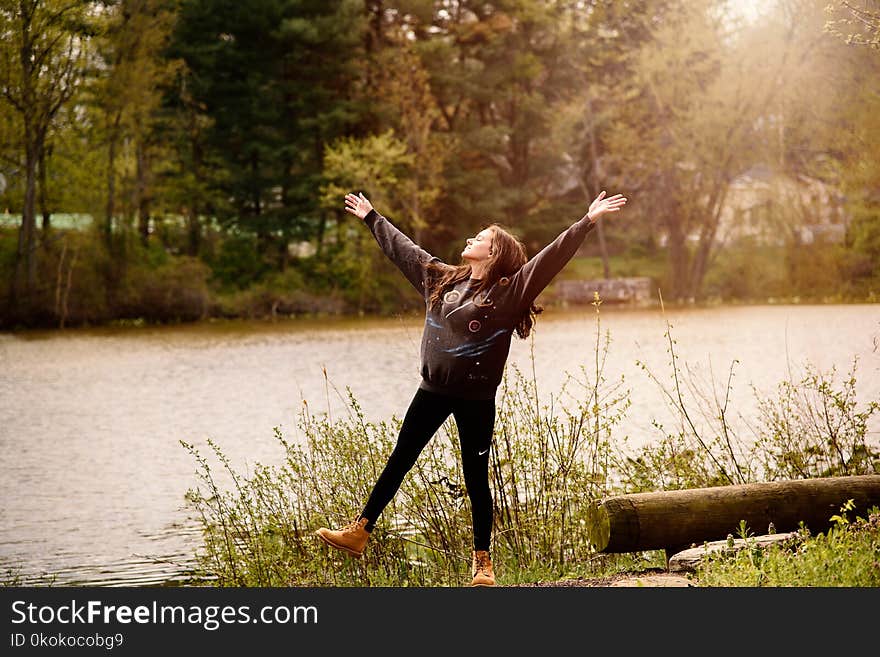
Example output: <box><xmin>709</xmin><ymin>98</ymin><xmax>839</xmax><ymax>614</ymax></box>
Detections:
<box><xmin>714</xmin><ymin>164</ymin><xmax>849</xmax><ymax>247</ymax></box>
<box><xmin>288</xmin><ymin>240</ymin><xmax>317</xmax><ymax>258</ymax></box>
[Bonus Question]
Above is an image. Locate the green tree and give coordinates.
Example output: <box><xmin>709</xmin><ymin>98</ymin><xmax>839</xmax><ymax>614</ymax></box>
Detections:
<box><xmin>0</xmin><ymin>0</ymin><xmax>94</xmax><ymax>314</ymax></box>
<box><xmin>169</xmin><ymin>0</ymin><xmax>364</xmax><ymax>276</ymax></box>
<box><xmin>90</xmin><ymin>0</ymin><xmax>179</xmax><ymax>250</ymax></box>
<box><xmin>369</xmin><ymin>39</ymin><xmax>453</xmax><ymax>247</ymax></box>
<box><xmin>319</xmin><ymin>129</ymin><xmax>414</xmax><ymax>312</ymax></box>
<box><xmin>750</xmin><ymin>1</ymin><xmax>879</xmax><ymax>296</ymax></box>
<box><xmin>151</xmin><ymin>73</ymin><xmax>218</xmax><ymax>258</ymax></box>
<box><xmin>0</xmin><ymin>64</ymin><xmax>23</xmax><ymax>213</ymax></box>
<box><xmin>369</xmin><ymin>2</ymin><xmax>596</xmax><ymax>258</ymax></box>
<box><xmin>549</xmin><ymin>0</ymin><xmax>663</xmax><ymax>279</ymax></box>
<box><xmin>605</xmin><ymin>0</ymin><xmax>823</xmax><ymax>300</ymax></box>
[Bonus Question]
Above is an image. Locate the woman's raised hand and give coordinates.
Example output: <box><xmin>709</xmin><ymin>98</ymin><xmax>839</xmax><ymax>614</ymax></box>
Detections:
<box><xmin>587</xmin><ymin>190</ymin><xmax>627</xmax><ymax>222</ymax></box>
<box><xmin>344</xmin><ymin>192</ymin><xmax>374</xmax><ymax>220</ymax></box>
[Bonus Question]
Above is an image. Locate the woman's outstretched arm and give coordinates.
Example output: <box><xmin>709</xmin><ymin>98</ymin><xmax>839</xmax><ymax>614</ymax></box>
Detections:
<box><xmin>344</xmin><ymin>192</ymin><xmax>440</xmax><ymax>296</ymax></box>
<box><xmin>510</xmin><ymin>190</ymin><xmax>627</xmax><ymax>308</ymax></box>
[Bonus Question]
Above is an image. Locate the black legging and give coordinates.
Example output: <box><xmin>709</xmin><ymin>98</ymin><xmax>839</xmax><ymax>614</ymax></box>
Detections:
<box><xmin>361</xmin><ymin>387</ymin><xmax>495</xmax><ymax>551</ymax></box>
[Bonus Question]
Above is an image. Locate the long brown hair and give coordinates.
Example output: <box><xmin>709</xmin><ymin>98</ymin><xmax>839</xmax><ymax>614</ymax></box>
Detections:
<box><xmin>426</xmin><ymin>223</ymin><xmax>543</xmax><ymax>339</ymax></box>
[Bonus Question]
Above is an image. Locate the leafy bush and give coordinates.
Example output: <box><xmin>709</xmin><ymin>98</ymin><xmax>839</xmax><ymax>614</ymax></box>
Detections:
<box><xmin>752</xmin><ymin>359</ymin><xmax>880</xmax><ymax>479</ymax></box>
<box><xmin>695</xmin><ymin>502</ymin><xmax>880</xmax><ymax>587</ymax></box>
<box><xmin>212</xmin><ymin>268</ymin><xmax>346</xmax><ymax>319</ymax></box>
<box><xmin>207</xmin><ymin>232</ymin><xmax>268</xmax><ymax>291</ymax></box>
<box><xmin>120</xmin><ymin>256</ymin><xmax>211</xmax><ymax>322</ymax></box>
<box><xmin>702</xmin><ymin>240</ymin><xmax>788</xmax><ymax>301</ymax></box>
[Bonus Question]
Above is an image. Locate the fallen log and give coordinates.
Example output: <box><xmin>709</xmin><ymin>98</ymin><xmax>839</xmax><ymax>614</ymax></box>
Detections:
<box><xmin>585</xmin><ymin>474</ymin><xmax>880</xmax><ymax>554</ymax></box>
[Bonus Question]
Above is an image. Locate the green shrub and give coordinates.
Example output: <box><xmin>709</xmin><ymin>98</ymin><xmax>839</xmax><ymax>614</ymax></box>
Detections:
<box><xmin>208</xmin><ymin>232</ymin><xmax>268</xmax><ymax>291</ymax></box>
<box><xmin>119</xmin><ymin>256</ymin><xmax>211</xmax><ymax>322</ymax></box>
<box><xmin>785</xmin><ymin>241</ymin><xmax>848</xmax><ymax>301</ymax></box>
<box><xmin>695</xmin><ymin>503</ymin><xmax>880</xmax><ymax>587</ymax></box>
<box><xmin>702</xmin><ymin>240</ymin><xmax>788</xmax><ymax>301</ymax></box>
<box><xmin>0</xmin><ymin>227</ymin><xmax>113</xmax><ymax>327</ymax></box>
<box><xmin>752</xmin><ymin>359</ymin><xmax>880</xmax><ymax>480</ymax></box>
<box><xmin>212</xmin><ymin>268</ymin><xmax>346</xmax><ymax>319</ymax></box>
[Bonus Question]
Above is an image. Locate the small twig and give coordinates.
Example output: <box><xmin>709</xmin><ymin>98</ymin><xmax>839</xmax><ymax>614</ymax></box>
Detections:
<box><xmin>659</xmin><ymin>289</ymin><xmax>733</xmax><ymax>484</ymax></box>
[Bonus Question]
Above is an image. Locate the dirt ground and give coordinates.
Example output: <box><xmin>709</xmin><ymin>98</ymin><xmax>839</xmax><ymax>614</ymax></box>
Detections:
<box><xmin>509</xmin><ymin>568</ymin><xmax>695</xmax><ymax>587</ymax></box>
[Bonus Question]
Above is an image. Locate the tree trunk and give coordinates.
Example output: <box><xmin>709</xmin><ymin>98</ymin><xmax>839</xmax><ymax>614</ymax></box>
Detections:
<box><xmin>278</xmin><ymin>170</ymin><xmax>292</xmax><ymax>272</ymax></box>
<box><xmin>7</xmin><ymin>0</ymin><xmax>83</xmax><ymax>319</ymax></box>
<box><xmin>665</xmin><ymin>215</ymin><xmax>690</xmax><ymax>301</ymax></box>
<box><xmin>186</xmin><ymin>209</ymin><xmax>201</xmax><ymax>256</ymax></box>
<box><xmin>105</xmin><ymin>115</ymin><xmax>121</xmax><ymax>249</ymax></box>
<box><xmin>136</xmin><ymin>137</ymin><xmax>150</xmax><ymax>247</ymax></box>
<box><xmin>315</xmin><ymin>211</ymin><xmax>326</xmax><ymax>257</ymax></box>
<box><xmin>60</xmin><ymin>246</ymin><xmax>77</xmax><ymax>330</ymax></box>
<box><xmin>186</xmin><ymin>114</ymin><xmax>203</xmax><ymax>257</ymax></box>
<box><xmin>584</xmin><ymin>94</ymin><xmax>610</xmax><ymax>278</ymax></box>
<box><xmin>277</xmin><ymin>237</ymin><xmax>288</xmax><ymax>272</ymax></box>
<box><xmin>411</xmin><ymin>183</ymin><xmax>423</xmax><ymax>246</ymax></box>
<box><xmin>19</xmin><ymin>130</ymin><xmax>39</xmax><ymax>300</ymax></box>
<box><xmin>687</xmin><ymin>200</ymin><xmax>725</xmax><ymax>301</ymax></box>
<box><xmin>687</xmin><ymin>172</ymin><xmax>731</xmax><ymax>300</ymax></box>
<box><xmin>586</xmin><ymin>474</ymin><xmax>880</xmax><ymax>554</ymax></box>
<box><xmin>39</xmin><ymin>141</ymin><xmax>51</xmax><ymax>234</ymax></box>
<box><xmin>577</xmin><ymin>177</ymin><xmax>610</xmax><ymax>279</ymax></box>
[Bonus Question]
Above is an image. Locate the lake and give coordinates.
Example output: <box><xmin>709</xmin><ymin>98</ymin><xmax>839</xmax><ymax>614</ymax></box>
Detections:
<box><xmin>1</xmin><ymin>302</ymin><xmax>878</xmax><ymax>585</ymax></box>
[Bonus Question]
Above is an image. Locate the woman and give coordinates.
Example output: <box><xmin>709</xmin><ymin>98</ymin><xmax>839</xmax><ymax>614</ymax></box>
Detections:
<box><xmin>316</xmin><ymin>189</ymin><xmax>627</xmax><ymax>586</ymax></box>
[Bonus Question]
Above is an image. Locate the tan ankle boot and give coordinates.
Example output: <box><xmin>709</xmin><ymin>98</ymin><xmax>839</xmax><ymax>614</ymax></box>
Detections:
<box><xmin>471</xmin><ymin>550</ymin><xmax>496</xmax><ymax>586</ymax></box>
<box><xmin>315</xmin><ymin>517</ymin><xmax>370</xmax><ymax>557</ymax></box>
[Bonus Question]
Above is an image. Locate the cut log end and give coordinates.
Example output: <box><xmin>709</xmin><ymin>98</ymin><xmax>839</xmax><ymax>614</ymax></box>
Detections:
<box><xmin>585</xmin><ymin>500</ymin><xmax>610</xmax><ymax>552</ymax></box>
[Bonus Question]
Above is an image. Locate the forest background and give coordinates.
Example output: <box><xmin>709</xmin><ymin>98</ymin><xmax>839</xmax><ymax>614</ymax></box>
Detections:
<box><xmin>1</xmin><ymin>0</ymin><xmax>878</xmax><ymax>330</ymax></box>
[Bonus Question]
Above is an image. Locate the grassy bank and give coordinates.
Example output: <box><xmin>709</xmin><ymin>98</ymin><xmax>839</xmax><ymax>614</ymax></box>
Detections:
<box><xmin>179</xmin><ymin>303</ymin><xmax>879</xmax><ymax>587</ymax></box>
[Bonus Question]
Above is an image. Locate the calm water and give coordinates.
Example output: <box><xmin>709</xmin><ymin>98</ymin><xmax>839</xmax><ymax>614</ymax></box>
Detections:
<box><xmin>1</xmin><ymin>303</ymin><xmax>878</xmax><ymax>586</ymax></box>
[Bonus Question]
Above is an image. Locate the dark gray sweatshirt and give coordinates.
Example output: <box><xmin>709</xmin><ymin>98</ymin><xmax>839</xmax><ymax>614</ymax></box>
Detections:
<box><xmin>364</xmin><ymin>209</ymin><xmax>595</xmax><ymax>400</ymax></box>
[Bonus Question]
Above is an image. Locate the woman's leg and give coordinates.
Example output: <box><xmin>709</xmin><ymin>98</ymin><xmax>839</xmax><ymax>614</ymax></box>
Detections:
<box><xmin>452</xmin><ymin>396</ymin><xmax>496</xmax><ymax>552</ymax></box>
<box><xmin>360</xmin><ymin>388</ymin><xmax>453</xmax><ymax>529</ymax></box>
